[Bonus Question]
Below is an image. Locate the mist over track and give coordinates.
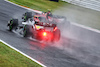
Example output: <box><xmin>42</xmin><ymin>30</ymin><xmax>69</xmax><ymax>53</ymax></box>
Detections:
<box><xmin>0</xmin><ymin>0</ymin><xmax>100</xmax><ymax>67</ymax></box>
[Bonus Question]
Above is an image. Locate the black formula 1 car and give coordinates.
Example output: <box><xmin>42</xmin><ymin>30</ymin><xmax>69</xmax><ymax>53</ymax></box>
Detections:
<box><xmin>7</xmin><ymin>18</ymin><xmax>60</xmax><ymax>42</ymax></box>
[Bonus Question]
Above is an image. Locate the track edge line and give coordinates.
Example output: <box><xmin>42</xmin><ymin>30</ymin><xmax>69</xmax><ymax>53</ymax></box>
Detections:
<box><xmin>0</xmin><ymin>39</ymin><xmax>46</xmax><ymax>67</ymax></box>
<box><xmin>71</xmin><ymin>23</ymin><xmax>100</xmax><ymax>33</ymax></box>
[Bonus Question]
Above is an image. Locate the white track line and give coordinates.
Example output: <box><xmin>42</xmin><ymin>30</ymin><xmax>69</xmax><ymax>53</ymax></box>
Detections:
<box><xmin>0</xmin><ymin>39</ymin><xmax>46</xmax><ymax>67</ymax></box>
<box><xmin>71</xmin><ymin>22</ymin><xmax>100</xmax><ymax>33</ymax></box>
<box><xmin>5</xmin><ymin>0</ymin><xmax>100</xmax><ymax>34</ymax></box>
<box><xmin>5</xmin><ymin>0</ymin><xmax>42</xmax><ymax>14</ymax></box>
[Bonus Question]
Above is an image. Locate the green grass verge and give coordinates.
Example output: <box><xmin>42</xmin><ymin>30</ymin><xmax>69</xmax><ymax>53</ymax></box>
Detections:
<box><xmin>8</xmin><ymin>0</ymin><xmax>66</xmax><ymax>12</ymax></box>
<box><xmin>0</xmin><ymin>42</ymin><xmax>42</xmax><ymax>67</ymax></box>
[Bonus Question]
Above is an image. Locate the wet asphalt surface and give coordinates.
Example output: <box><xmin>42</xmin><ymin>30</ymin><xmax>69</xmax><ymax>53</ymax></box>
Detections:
<box><xmin>0</xmin><ymin>0</ymin><xmax>100</xmax><ymax>67</ymax></box>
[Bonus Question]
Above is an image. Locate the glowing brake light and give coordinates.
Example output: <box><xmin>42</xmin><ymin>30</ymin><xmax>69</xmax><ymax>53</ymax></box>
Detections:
<box><xmin>54</xmin><ymin>27</ymin><xmax>57</xmax><ymax>31</ymax></box>
<box><xmin>43</xmin><ymin>32</ymin><xmax>47</xmax><ymax>36</ymax></box>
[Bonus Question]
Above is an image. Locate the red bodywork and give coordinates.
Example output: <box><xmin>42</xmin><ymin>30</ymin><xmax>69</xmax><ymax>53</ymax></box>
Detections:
<box><xmin>32</xmin><ymin>13</ymin><xmax>60</xmax><ymax>41</ymax></box>
<box><xmin>33</xmin><ymin>23</ymin><xmax>55</xmax><ymax>41</ymax></box>
<box><xmin>33</xmin><ymin>28</ymin><xmax>54</xmax><ymax>41</ymax></box>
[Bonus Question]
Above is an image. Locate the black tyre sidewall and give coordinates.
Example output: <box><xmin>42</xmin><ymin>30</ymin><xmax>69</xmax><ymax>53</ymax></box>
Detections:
<box><xmin>53</xmin><ymin>29</ymin><xmax>60</xmax><ymax>41</ymax></box>
<box><xmin>8</xmin><ymin>19</ymin><xmax>18</xmax><ymax>31</ymax></box>
<box><xmin>23</xmin><ymin>25</ymin><xmax>30</xmax><ymax>37</ymax></box>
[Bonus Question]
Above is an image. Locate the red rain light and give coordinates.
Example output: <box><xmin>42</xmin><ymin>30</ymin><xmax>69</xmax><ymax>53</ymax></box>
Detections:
<box><xmin>43</xmin><ymin>32</ymin><xmax>47</xmax><ymax>36</ymax></box>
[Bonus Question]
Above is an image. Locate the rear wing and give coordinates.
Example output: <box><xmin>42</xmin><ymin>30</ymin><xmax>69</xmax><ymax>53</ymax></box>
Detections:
<box><xmin>35</xmin><ymin>22</ymin><xmax>56</xmax><ymax>28</ymax></box>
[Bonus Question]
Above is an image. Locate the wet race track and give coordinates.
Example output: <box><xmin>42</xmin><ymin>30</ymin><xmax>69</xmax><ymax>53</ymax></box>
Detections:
<box><xmin>0</xmin><ymin>0</ymin><xmax>100</xmax><ymax>67</ymax></box>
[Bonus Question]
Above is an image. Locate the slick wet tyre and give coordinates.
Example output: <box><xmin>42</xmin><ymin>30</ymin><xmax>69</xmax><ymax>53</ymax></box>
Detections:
<box><xmin>8</xmin><ymin>19</ymin><xmax>18</xmax><ymax>31</ymax></box>
<box><xmin>23</xmin><ymin>25</ymin><xmax>30</xmax><ymax>37</ymax></box>
<box><xmin>53</xmin><ymin>29</ymin><xmax>60</xmax><ymax>41</ymax></box>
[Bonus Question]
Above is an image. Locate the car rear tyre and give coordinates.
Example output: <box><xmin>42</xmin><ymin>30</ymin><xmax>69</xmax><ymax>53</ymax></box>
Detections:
<box><xmin>23</xmin><ymin>25</ymin><xmax>30</xmax><ymax>37</ymax></box>
<box><xmin>53</xmin><ymin>29</ymin><xmax>60</xmax><ymax>41</ymax></box>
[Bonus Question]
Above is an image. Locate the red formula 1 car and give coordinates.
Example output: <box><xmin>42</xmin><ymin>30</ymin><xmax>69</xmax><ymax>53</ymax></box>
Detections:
<box><xmin>33</xmin><ymin>21</ymin><xmax>60</xmax><ymax>41</ymax></box>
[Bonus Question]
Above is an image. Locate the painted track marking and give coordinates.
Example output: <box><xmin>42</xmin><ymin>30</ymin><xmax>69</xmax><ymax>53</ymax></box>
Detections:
<box><xmin>0</xmin><ymin>39</ymin><xmax>46</xmax><ymax>67</ymax></box>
